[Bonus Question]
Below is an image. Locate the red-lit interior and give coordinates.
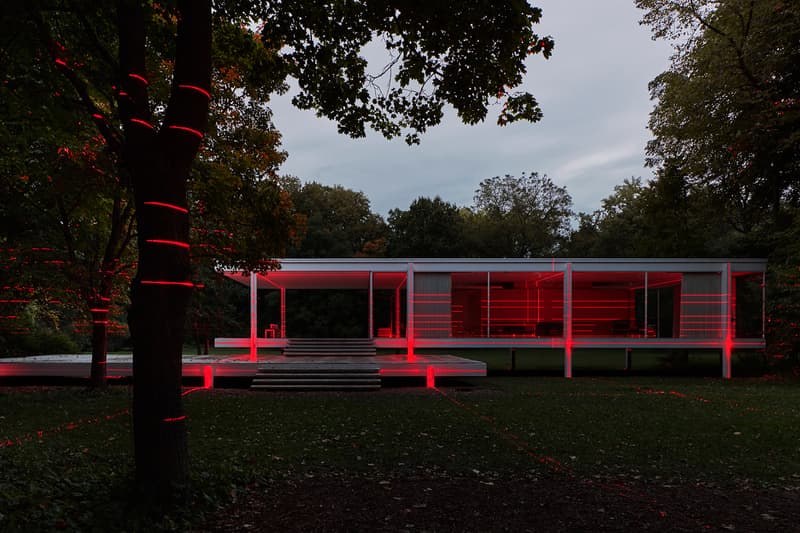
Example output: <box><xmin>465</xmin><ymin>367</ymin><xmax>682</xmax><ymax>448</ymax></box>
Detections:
<box><xmin>222</xmin><ymin>267</ymin><xmax>765</xmax><ymax>348</ymax></box>
<box><xmin>372</xmin><ymin>272</ymin><xmax>407</xmax><ymax>338</ymax></box>
<box><xmin>448</xmin><ymin>272</ymin><xmax>565</xmax><ymax>338</ymax></box>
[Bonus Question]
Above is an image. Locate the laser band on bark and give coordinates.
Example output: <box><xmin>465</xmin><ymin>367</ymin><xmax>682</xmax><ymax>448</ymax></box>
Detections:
<box><xmin>143</xmin><ymin>201</ymin><xmax>189</xmax><ymax>214</ymax></box>
<box><xmin>178</xmin><ymin>84</ymin><xmax>211</xmax><ymax>99</ymax></box>
<box><xmin>130</xmin><ymin>118</ymin><xmax>154</xmax><ymax>129</ymax></box>
<box><xmin>162</xmin><ymin>415</ymin><xmax>186</xmax><ymax>423</ymax></box>
<box><xmin>146</xmin><ymin>239</ymin><xmax>190</xmax><ymax>249</ymax></box>
<box><xmin>54</xmin><ymin>58</ymin><xmax>67</xmax><ymax>67</ymax></box>
<box><xmin>140</xmin><ymin>280</ymin><xmax>194</xmax><ymax>287</ymax></box>
<box><xmin>128</xmin><ymin>73</ymin><xmax>149</xmax><ymax>85</ymax></box>
<box><xmin>168</xmin><ymin>125</ymin><xmax>204</xmax><ymax>139</ymax></box>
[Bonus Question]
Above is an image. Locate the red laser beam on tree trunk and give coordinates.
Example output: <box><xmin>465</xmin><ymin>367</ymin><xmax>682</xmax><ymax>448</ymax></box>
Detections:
<box><xmin>140</xmin><ymin>280</ymin><xmax>194</xmax><ymax>287</ymax></box>
<box><xmin>143</xmin><ymin>201</ymin><xmax>189</xmax><ymax>213</ymax></box>
<box><xmin>178</xmin><ymin>84</ymin><xmax>210</xmax><ymax>99</ymax></box>
<box><xmin>130</xmin><ymin>118</ymin><xmax>154</xmax><ymax>129</ymax></box>
<box><xmin>168</xmin><ymin>125</ymin><xmax>203</xmax><ymax>138</ymax></box>
<box><xmin>128</xmin><ymin>73</ymin><xmax>149</xmax><ymax>85</ymax></box>
<box><xmin>146</xmin><ymin>239</ymin><xmax>190</xmax><ymax>249</ymax></box>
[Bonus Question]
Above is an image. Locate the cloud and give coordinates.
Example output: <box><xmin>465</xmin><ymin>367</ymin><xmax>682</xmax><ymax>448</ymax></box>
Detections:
<box><xmin>268</xmin><ymin>1</ymin><xmax>673</xmax><ymax>218</ymax></box>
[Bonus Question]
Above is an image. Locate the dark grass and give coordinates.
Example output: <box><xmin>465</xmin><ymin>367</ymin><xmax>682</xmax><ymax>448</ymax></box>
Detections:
<box><xmin>1</xmin><ymin>374</ymin><xmax>798</xmax><ymax>531</ymax></box>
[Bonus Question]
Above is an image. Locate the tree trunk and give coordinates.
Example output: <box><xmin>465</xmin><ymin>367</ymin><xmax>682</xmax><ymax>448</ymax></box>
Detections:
<box><xmin>119</xmin><ymin>0</ymin><xmax>211</xmax><ymax>500</ymax></box>
<box><xmin>89</xmin><ymin>295</ymin><xmax>110</xmax><ymax>389</ymax></box>
<box><xmin>89</xmin><ymin>270</ymin><xmax>117</xmax><ymax>389</ymax></box>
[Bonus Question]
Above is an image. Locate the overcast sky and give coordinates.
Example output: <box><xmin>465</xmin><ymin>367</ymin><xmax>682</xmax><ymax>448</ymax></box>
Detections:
<box><xmin>268</xmin><ymin>1</ymin><xmax>674</xmax><ymax>218</ymax></box>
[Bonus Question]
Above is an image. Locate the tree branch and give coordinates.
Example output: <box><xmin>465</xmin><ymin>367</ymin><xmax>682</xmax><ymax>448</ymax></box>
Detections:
<box><xmin>31</xmin><ymin>11</ymin><xmax>125</xmax><ymax>157</ymax></box>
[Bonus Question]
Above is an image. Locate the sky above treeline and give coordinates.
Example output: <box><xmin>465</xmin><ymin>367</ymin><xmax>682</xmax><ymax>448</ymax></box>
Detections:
<box><xmin>269</xmin><ymin>0</ymin><xmax>674</xmax><ymax>217</ymax></box>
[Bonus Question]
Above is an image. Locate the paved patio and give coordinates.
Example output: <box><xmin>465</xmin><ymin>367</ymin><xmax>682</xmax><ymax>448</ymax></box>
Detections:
<box><xmin>0</xmin><ymin>353</ymin><xmax>486</xmax><ymax>385</ymax></box>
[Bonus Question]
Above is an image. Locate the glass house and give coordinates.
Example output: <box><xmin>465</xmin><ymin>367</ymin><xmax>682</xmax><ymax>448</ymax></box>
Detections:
<box><xmin>216</xmin><ymin>258</ymin><xmax>766</xmax><ymax>378</ymax></box>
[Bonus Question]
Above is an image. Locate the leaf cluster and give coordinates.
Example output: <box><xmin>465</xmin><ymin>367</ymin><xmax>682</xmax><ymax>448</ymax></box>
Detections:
<box><xmin>259</xmin><ymin>0</ymin><xmax>554</xmax><ymax>143</ymax></box>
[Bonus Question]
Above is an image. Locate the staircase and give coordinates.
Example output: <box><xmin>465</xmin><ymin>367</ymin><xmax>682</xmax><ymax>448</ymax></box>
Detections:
<box><xmin>250</xmin><ymin>338</ymin><xmax>381</xmax><ymax>390</ymax></box>
<box><xmin>282</xmin><ymin>338</ymin><xmax>377</xmax><ymax>357</ymax></box>
<box><xmin>250</xmin><ymin>362</ymin><xmax>380</xmax><ymax>390</ymax></box>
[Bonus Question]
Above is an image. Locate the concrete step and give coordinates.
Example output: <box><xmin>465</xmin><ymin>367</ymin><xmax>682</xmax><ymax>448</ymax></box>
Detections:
<box><xmin>251</xmin><ymin>383</ymin><xmax>380</xmax><ymax>390</ymax></box>
<box><xmin>253</xmin><ymin>374</ymin><xmax>380</xmax><ymax>381</ymax></box>
<box><xmin>251</xmin><ymin>363</ymin><xmax>381</xmax><ymax>391</ymax></box>
<box><xmin>283</xmin><ymin>338</ymin><xmax>377</xmax><ymax>357</ymax></box>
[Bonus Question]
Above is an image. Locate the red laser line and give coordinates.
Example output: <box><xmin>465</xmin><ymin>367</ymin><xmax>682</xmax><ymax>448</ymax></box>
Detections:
<box><xmin>130</xmin><ymin>118</ymin><xmax>154</xmax><ymax>129</ymax></box>
<box><xmin>435</xmin><ymin>387</ymin><xmax>565</xmax><ymax>471</ymax></box>
<box><xmin>168</xmin><ymin>125</ymin><xmax>203</xmax><ymax>139</ymax></box>
<box><xmin>128</xmin><ymin>73</ymin><xmax>149</xmax><ymax>85</ymax></box>
<box><xmin>143</xmin><ymin>201</ymin><xmax>189</xmax><ymax>213</ymax></box>
<box><xmin>435</xmin><ymin>385</ymin><xmax>708</xmax><ymax>528</ymax></box>
<box><xmin>140</xmin><ymin>280</ymin><xmax>194</xmax><ymax>287</ymax></box>
<box><xmin>162</xmin><ymin>415</ymin><xmax>186</xmax><ymax>423</ymax></box>
<box><xmin>0</xmin><ymin>408</ymin><xmax>129</xmax><ymax>449</ymax></box>
<box><xmin>146</xmin><ymin>239</ymin><xmax>190</xmax><ymax>249</ymax></box>
<box><xmin>178</xmin><ymin>84</ymin><xmax>210</xmax><ymax>98</ymax></box>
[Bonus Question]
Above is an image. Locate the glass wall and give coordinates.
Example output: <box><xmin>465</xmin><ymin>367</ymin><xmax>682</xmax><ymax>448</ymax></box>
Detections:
<box><xmin>643</xmin><ymin>272</ymin><xmax>681</xmax><ymax>338</ymax></box>
<box><xmin>372</xmin><ymin>272</ymin><xmax>407</xmax><ymax>338</ymax></box>
<box><xmin>488</xmin><ymin>272</ymin><xmax>563</xmax><ymax>337</ymax></box>
<box><xmin>572</xmin><ymin>272</ymin><xmax>645</xmax><ymax>337</ymax></box>
<box><xmin>451</xmin><ymin>272</ymin><xmax>488</xmax><ymax>337</ymax></box>
<box><xmin>572</xmin><ymin>272</ymin><xmax>682</xmax><ymax>338</ymax></box>
<box><xmin>679</xmin><ymin>273</ymin><xmax>722</xmax><ymax>338</ymax></box>
<box><xmin>733</xmin><ymin>272</ymin><xmax>764</xmax><ymax>338</ymax></box>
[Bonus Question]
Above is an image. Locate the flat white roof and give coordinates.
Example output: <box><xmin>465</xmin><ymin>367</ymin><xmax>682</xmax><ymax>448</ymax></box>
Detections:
<box><xmin>224</xmin><ymin>257</ymin><xmax>767</xmax><ymax>282</ymax></box>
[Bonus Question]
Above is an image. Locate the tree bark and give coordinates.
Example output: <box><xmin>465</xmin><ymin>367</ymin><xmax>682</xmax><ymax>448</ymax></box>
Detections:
<box><xmin>89</xmin><ymin>287</ymin><xmax>112</xmax><ymax>389</ymax></box>
<box><xmin>118</xmin><ymin>0</ymin><xmax>211</xmax><ymax>499</ymax></box>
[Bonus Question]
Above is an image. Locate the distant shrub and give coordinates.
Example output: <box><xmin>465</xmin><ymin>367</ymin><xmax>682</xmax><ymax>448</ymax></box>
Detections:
<box><xmin>19</xmin><ymin>330</ymin><xmax>79</xmax><ymax>355</ymax></box>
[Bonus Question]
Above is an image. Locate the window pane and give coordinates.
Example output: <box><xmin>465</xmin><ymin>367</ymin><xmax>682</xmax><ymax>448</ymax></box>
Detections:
<box><xmin>452</xmin><ymin>272</ymin><xmax>488</xmax><ymax>338</ymax></box>
<box><xmin>488</xmin><ymin>272</ymin><xmax>563</xmax><ymax>337</ymax></box>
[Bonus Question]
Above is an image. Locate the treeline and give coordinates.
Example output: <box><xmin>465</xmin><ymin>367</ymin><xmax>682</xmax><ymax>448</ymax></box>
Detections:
<box><xmin>281</xmin><ymin>172</ymin><xmax>572</xmax><ymax>259</ymax></box>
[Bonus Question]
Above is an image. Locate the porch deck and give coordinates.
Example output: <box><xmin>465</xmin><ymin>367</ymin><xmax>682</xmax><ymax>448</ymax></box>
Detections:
<box><xmin>0</xmin><ymin>353</ymin><xmax>486</xmax><ymax>384</ymax></box>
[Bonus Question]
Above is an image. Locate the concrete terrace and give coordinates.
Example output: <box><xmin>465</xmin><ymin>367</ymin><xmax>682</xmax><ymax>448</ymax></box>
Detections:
<box><xmin>0</xmin><ymin>353</ymin><xmax>486</xmax><ymax>387</ymax></box>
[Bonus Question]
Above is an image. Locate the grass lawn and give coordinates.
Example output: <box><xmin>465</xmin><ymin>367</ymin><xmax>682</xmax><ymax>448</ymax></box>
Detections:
<box><xmin>1</xmin><ymin>375</ymin><xmax>798</xmax><ymax>531</ymax></box>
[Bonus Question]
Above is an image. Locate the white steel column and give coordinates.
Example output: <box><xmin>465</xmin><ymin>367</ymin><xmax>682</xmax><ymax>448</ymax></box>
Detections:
<box><xmin>721</xmin><ymin>263</ymin><xmax>732</xmax><ymax>378</ymax></box>
<box><xmin>395</xmin><ymin>286</ymin><xmax>401</xmax><ymax>337</ymax></box>
<box><xmin>762</xmin><ymin>272</ymin><xmax>766</xmax><ymax>340</ymax></box>
<box><xmin>563</xmin><ymin>263</ymin><xmax>573</xmax><ymax>378</ymax></box>
<box><xmin>280</xmin><ymin>287</ymin><xmax>286</xmax><ymax>338</ymax></box>
<box><xmin>486</xmin><ymin>272</ymin><xmax>491</xmax><ymax>338</ymax></box>
<box><xmin>643</xmin><ymin>272</ymin><xmax>649</xmax><ymax>337</ymax></box>
<box><xmin>249</xmin><ymin>272</ymin><xmax>258</xmax><ymax>362</ymax></box>
<box><xmin>407</xmin><ymin>263</ymin><xmax>415</xmax><ymax>361</ymax></box>
<box><xmin>368</xmin><ymin>271</ymin><xmax>374</xmax><ymax>339</ymax></box>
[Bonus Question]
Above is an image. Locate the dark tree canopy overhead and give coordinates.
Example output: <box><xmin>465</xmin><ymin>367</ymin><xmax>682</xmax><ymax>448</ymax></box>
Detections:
<box><xmin>249</xmin><ymin>0</ymin><xmax>553</xmax><ymax>143</ymax></box>
<box><xmin>638</xmin><ymin>0</ymin><xmax>800</xmax><ymax>230</ymax></box>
